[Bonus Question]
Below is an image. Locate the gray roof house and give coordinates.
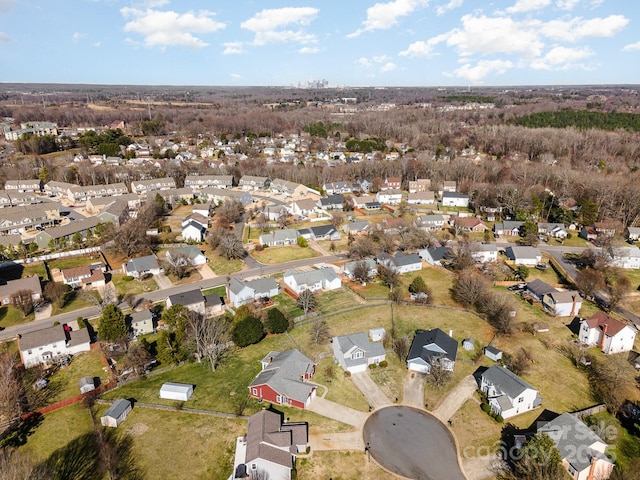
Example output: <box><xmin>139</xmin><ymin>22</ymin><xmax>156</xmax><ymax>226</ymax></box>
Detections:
<box><xmin>0</xmin><ymin>275</ymin><xmax>42</xmax><ymax>305</ymax></box>
<box><xmin>477</xmin><ymin>366</ymin><xmax>541</xmax><ymax>419</ymax></box>
<box><xmin>283</xmin><ymin>268</ymin><xmax>342</xmax><ymax>295</ymax></box>
<box><xmin>101</xmin><ymin>399</ymin><xmax>133</xmax><ymax>428</ymax></box>
<box><xmin>167</xmin><ymin>289</ymin><xmax>206</xmax><ymax>314</ymax></box>
<box><xmin>537</xmin><ymin>413</ymin><xmax>614</xmax><ymax>480</ymax></box>
<box><xmin>165</xmin><ymin>246</ymin><xmax>208</xmax><ymax>266</ymax></box>
<box><xmin>231</xmin><ymin>409</ymin><xmax>308</xmax><ymax>480</ymax></box>
<box><xmin>525</xmin><ymin>279</ymin><xmax>557</xmax><ymax>301</ymax></box>
<box><xmin>129</xmin><ymin>309</ymin><xmax>154</xmax><ymax>336</ymax></box>
<box><xmin>419</xmin><ymin>246</ymin><xmax>452</xmax><ymax>265</ymax></box>
<box><xmin>493</xmin><ymin>221</ymin><xmax>523</xmax><ymax>236</ymax></box>
<box><xmin>319</xmin><ymin>194</ymin><xmax>344</xmax><ymax>210</ymax></box>
<box><xmin>259</xmin><ymin>229</ymin><xmax>298</xmax><ymax>246</ymax></box>
<box><xmin>227</xmin><ymin>277</ymin><xmax>280</xmax><ymax>308</ymax></box>
<box><xmin>122</xmin><ymin>255</ymin><xmax>162</xmax><ymax>278</ymax></box>
<box><xmin>341</xmin><ymin>258</ymin><xmax>378</xmax><ymax>281</ymax></box>
<box><xmin>297</xmin><ymin>224</ymin><xmax>340</xmax><ymax>241</ymax></box>
<box><xmin>333</xmin><ymin>332</ymin><xmax>386</xmax><ymax>373</ymax></box>
<box><xmin>18</xmin><ymin>324</ymin><xmax>91</xmax><ymax>368</ymax></box>
<box><xmin>407</xmin><ymin>328</ymin><xmax>458</xmax><ymax>374</ymax></box>
<box><xmin>342</xmin><ymin>220</ymin><xmax>371</xmax><ymax>235</ymax></box>
<box><xmin>378</xmin><ymin>252</ymin><xmax>423</xmax><ymax>274</ymax></box>
<box><xmin>505</xmin><ymin>246</ymin><xmax>542</xmax><ymax>266</ymax></box>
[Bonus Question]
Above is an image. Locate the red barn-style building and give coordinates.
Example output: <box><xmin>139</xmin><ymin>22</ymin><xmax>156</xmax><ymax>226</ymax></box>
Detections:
<box><xmin>249</xmin><ymin>350</ymin><xmax>317</xmax><ymax>409</ymax></box>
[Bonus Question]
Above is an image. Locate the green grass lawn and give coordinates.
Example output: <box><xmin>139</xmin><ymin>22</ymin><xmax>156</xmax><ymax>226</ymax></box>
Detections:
<box><xmin>348</xmin><ymin>280</ymin><xmax>391</xmax><ymax>300</ymax></box>
<box><xmin>207</xmin><ymin>253</ymin><xmax>244</xmax><ymax>275</ymax></box>
<box><xmin>202</xmin><ymin>285</ymin><xmax>226</xmax><ymax>298</ymax></box>
<box><xmin>0</xmin><ymin>305</ymin><xmax>32</xmax><ymax>328</ymax></box>
<box><xmin>111</xmin><ymin>273</ymin><xmax>158</xmax><ymax>297</ymax></box>
<box><xmin>316</xmin><ymin>289</ymin><xmax>361</xmax><ymax>315</ymax></box>
<box><xmin>401</xmin><ymin>266</ymin><xmax>457</xmax><ymax>306</ymax></box>
<box><xmin>251</xmin><ymin>245</ymin><xmax>319</xmax><ymax>264</ymax></box>
<box><xmin>317</xmin><ymin>238</ymin><xmax>350</xmax><ymax>253</ymax></box>
<box><xmin>47</xmin><ymin>348</ymin><xmax>110</xmax><ymax>405</ymax></box>
<box><xmin>22</xmin><ymin>263</ymin><xmax>48</xmax><ymax>280</ymax></box>
<box><xmin>272</xmin><ymin>293</ymin><xmax>304</xmax><ymax>318</ymax></box>
<box><xmin>314</xmin><ymin>357</ymin><xmax>369</xmax><ymax>412</ymax></box>
<box><xmin>51</xmin><ymin>289</ymin><xmax>97</xmax><ymax>316</ymax></box>
<box><xmin>368</xmin><ymin>353</ymin><xmax>405</xmax><ymax>404</ymax></box>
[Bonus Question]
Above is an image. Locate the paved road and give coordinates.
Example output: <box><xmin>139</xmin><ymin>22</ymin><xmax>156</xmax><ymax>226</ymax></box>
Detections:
<box><xmin>363</xmin><ymin>406</ymin><xmax>467</xmax><ymax>480</ymax></box>
<box><xmin>351</xmin><ymin>371</ymin><xmax>392</xmax><ymax>410</ymax></box>
<box><xmin>0</xmin><ymin>253</ymin><xmax>348</xmax><ymax>342</ymax></box>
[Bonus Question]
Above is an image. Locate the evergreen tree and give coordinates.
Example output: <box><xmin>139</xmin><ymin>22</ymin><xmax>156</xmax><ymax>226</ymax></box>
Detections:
<box><xmin>97</xmin><ymin>304</ymin><xmax>128</xmax><ymax>342</ymax></box>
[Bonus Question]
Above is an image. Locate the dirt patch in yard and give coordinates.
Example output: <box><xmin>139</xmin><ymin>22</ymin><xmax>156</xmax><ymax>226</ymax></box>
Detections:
<box><xmin>128</xmin><ymin>422</ymin><xmax>150</xmax><ymax>436</ymax></box>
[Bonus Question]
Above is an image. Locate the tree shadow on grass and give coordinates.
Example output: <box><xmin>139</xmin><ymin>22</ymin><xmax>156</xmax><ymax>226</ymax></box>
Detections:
<box><xmin>0</xmin><ymin>414</ymin><xmax>44</xmax><ymax>448</ymax></box>
<box><xmin>44</xmin><ymin>432</ymin><xmax>100</xmax><ymax>480</ymax></box>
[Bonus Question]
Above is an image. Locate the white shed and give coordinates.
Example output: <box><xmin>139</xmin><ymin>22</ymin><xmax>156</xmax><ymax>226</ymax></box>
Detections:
<box><xmin>78</xmin><ymin>376</ymin><xmax>95</xmax><ymax>394</ymax></box>
<box><xmin>101</xmin><ymin>398</ymin><xmax>132</xmax><ymax>428</ymax></box>
<box><xmin>159</xmin><ymin>382</ymin><xmax>193</xmax><ymax>401</ymax></box>
<box><xmin>484</xmin><ymin>346</ymin><xmax>503</xmax><ymax>362</ymax></box>
<box><xmin>369</xmin><ymin>328</ymin><xmax>386</xmax><ymax>342</ymax></box>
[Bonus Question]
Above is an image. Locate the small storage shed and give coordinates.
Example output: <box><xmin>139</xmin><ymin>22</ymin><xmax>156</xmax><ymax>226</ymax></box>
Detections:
<box><xmin>484</xmin><ymin>346</ymin><xmax>503</xmax><ymax>362</ymax></box>
<box><xmin>369</xmin><ymin>328</ymin><xmax>386</xmax><ymax>342</ymax></box>
<box><xmin>462</xmin><ymin>338</ymin><xmax>475</xmax><ymax>351</ymax></box>
<box><xmin>78</xmin><ymin>376</ymin><xmax>96</xmax><ymax>394</ymax></box>
<box><xmin>101</xmin><ymin>398</ymin><xmax>132</xmax><ymax>428</ymax></box>
<box><xmin>159</xmin><ymin>382</ymin><xmax>193</xmax><ymax>401</ymax></box>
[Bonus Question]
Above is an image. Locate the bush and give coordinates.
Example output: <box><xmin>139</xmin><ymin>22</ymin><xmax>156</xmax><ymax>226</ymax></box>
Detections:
<box><xmin>254</xmin><ymin>244</ymin><xmax>264</xmax><ymax>252</ymax></box>
<box><xmin>496</xmin><ymin>415</ymin><xmax>504</xmax><ymax>423</ymax></box>
<box><xmin>378</xmin><ymin>360</ymin><xmax>388</xmax><ymax>368</ymax></box>
<box><xmin>368</xmin><ymin>363</ymin><xmax>378</xmax><ymax>369</ymax></box>
<box><xmin>481</xmin><ymin>403</ymin><xmax>491</xmax><ymax>413</ymax></box>
<box><xmin>77</xmin><ymin>317</ymin><xmax>87</xmax><ymax>329</ymax></box>
<box><xmin>53</xmin><ymin>321</ymin><xmax>60</xmax><ymax>326</ymax></box>
<box><xmin>566</xmin><ymin>233</ymin><xmax>572</xmax><ymax>239</ymax></box>
<box><xmin>264</xmin><ymin>308</ymin><xmax>289</xmax><ymax>334</ymax></box>
<box><xmin>344</xmin><ymin>370</ymin><xmax>351</xmax><ymax>378</ymax></box>
<box><xmin>297</xmin><ymin>236</ymin><xmax>308</xmax><ymax>248</ymax></box>
<box><xmin>123</xmin><ymin>275</ymin><xmax>134</xmax><ymax>281</ymax></box>
<box><xmin>232</xmin><ymin>316</ymin><xmax>265</xmax><ymax>347</ymax></box>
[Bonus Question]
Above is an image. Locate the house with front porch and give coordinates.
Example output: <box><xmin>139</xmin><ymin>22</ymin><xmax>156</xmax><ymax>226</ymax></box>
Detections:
<box><xmin>333</xmin><ymin>331</ymin><xmax>386</xmax><ymax>373</ymax></box>
<box><xmin>578</xmin><ymin>312</ymin><xmax>636</xmax><ymax>354</ymax></box>
<box><xmin>18</xmin><ymin>324</ymin><xmax>91</xmax><ymax>368</ymax></box>
<box><xmin>283</xmin><ymin>268</ymin><xmax>341</xmax><ymax>295</ymax></box>
<box><xmin>227</xmin><ymin>277</ymin><xmax>280</xmax><ymax>308</ymax></box>
<box><xmin>259</xmin><ymin>229</ymin><xmax>298</xmax><ymax>246</ymax></box>
<box><xmin>477</xmin><ymin>365</ymin><xmax>541</xmax><ymax>419</ymax></box>
<box><xmin>407</xmin><ymin>328</ymin><xmax>458</xmax><ymax>374</ymax></box>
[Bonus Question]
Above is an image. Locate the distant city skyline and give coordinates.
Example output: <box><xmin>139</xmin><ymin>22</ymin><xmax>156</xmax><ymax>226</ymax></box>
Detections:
<box><xmin>1</xmin><ymin>0</ymin><xmax>639</xmax><ymax>87</ymax></box>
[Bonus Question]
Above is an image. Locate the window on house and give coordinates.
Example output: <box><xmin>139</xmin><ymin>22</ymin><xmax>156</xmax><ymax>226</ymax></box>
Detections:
<box><xmin>276</xmin><ymin>395</ymin><xmax>282</xmax><ymax>403</ymax></box>
<box><xmin>518</xmin><ymin>397</ymin><xmax>523</xmax><ymax>403</ymax></box>
<box><xmin>251</xmin><ymin>464</ymin><xmax>257</xmax><ymax>470</ymax></box>
<box><xmin>27</xmin><ymin>350</ymin><xmax>32</xmax><ymax>355</ymax></box>
<box><xmin>352</xmin><ymin>351</ymin><xmax>364</xmax><ymax>359</ymax></box>
<box><xmin>252</xmin><ymin>388</ymin><xmax>257</xmax><ymax>395</ymax></box>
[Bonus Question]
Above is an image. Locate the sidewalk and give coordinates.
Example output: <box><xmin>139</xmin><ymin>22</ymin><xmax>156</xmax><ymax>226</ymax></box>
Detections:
<box><xmin>307</xmin><ymin>397</ymin><xmax>367</xmax><ymax>428</ymax></box>
<box><xmin>351</xmin><ymin>372</ymin><xmax>392</xmax><ymax>410</ymax></box>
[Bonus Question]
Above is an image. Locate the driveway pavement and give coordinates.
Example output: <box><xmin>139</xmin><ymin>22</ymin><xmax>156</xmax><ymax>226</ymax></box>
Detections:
<box><xmin>351</xmin><ymin>372</ymin><xmax>392</xmax><ymax>410</ymax></box>
<box><xmin>309</xmin><ymin>431</ymin><xmax>364</xmax><ymax>451</ymax></box>
<box><xmin>462</xmin><ymin>455</ymin><xmax>500</xmax><ymax>480</ymax></box>
<box><xmin>197</xmin><ymin>264</ymin><xmax>216</xmax><ymax>280</ymax></box>
<box><xmin>308</xmin><ymin>397</ymin><xmax>367</xmax><ymax>428</ymax></box>
<box><xmin>403</xmin><ymin>371</ymin><xmax>425</xmax><ymax>408</ymax></box>
<box><xmin>432</xmin><ymin>375</ymin><xmax>477</xmax><ymax>422</ymax></box>
<box><xmin>153</xmin><ymin>273</ymin><xmax>174</xmax><ymax>290</ymax></box>
<box><xmin>34</xmin><ymin>303</ymin><xmax>52</xmax><ymax>321</ymax></box>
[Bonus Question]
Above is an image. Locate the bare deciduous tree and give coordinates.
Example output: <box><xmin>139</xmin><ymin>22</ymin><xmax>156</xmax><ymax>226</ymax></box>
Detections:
<box><xmin>10</xmin><ymin>290</ymin><xmax>33</xmax><ymax>317</ymax></box>
<box><xmin>186</xmin><ymin>312</ymin><xmax>231</xmax><ymax>371</ymax></box>
<box><xmin>590</xmin><ymin>353</ymin><xmax>636</xmax><ymax>415</ymax></box>
<box><xmin>164</xmin><ymin>252</ymin><xmax>193</xmax><ymax>280</ymax></box>
<box><xmin>0</xmin><ymin>351</ymin><xmax>23</xmax><ymax>421</ymax></box>
<box><xmin>217</xmin><ymin>233</ymin><xmax>245</xmax><ymax>260</ymax></box>
<box><xmin>297</xmin><ymin>289</ymin><xmax>317</xmax><ymax>316</ymax></box>
<box><xmin>309</xmin><ymin>317</ymin><xmax>330</xmax><ymax>346</ymax></box>
<box><xmin>427</xmin><ymin>361</ymin><xmax>452</xmax><ymax>388</ymax></box>
<box><xmin>352</xmin><ymin>260</ymin><xmax>372</xmax><ymax>284</ymax></box>
<box><xmin>43</xmin><ymin>281</ymin><xmax>68</xmax><ymax>309</ymax></box>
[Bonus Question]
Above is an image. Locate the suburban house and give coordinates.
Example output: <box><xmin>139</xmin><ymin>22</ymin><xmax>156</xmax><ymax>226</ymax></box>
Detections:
<box><xmin>166</xmin><ymin>289</ymin><xmax>223</xmax><ymax>316</ymax></box>
<box><xmin>227</xmin><ymin>277</ymin><xmax>280</xmax><ymax>308</ymax></box>
<box><xmin>333</xmin><ymin>331</ymin><xmax>386</xmax><ymax>373</ymax></box>
<box><xmin>18</xmin><ymin>324</ymin><xmax>91</xmax><ymax>368</ymax></box>
<box><xmin>377</xmin><ymin>252</ymin><xmax>423</xmax><ymax>274</ymax></box>
<box><xmin>101</xmin><ymin>399</ymin><xmax>133</xmax><ymax>428</ymax></box>
<box><xmin>131</xmin><ymin>178</ymin><xmax>176</xmax><ymax>196</ymax></box>
<box><xmin>538</xmin><ymin>222</ymin><xmax>568</xmax><ymax>239</ymax></box>
<box><xmin>158</xmin><ymin>188</ymin><xmax>195</xmax><ymax>207</ymax></box>
<box><xmin>4</xmin><ymin>179</ymin><xmax>42</xmax><ymax>193</ymax></box>
<box><xmin>407</xmin><ymin>328</ymin><xmax>458</xmax><ymax>374</ymax></box>
<box><xmin>297</xmin><ymin>225</ymin><xmax>340</xmax><ymax>241</ymax></box>
<box><xmin>442</xmin><ymin>180</ymin><xmax>457</xmax><ymax>193</ymax></box>
<box><xmin>505</xmin><ymin>246</ymin><xmax>542</xmax><ymax>266</ymax></box>
<box><xmin>578</xmin><ymin>312</ymin><xmax>636</xmax><ymax>354</ymax></box>
<box><xmin>192</xmin><ymin>202</ymin><xmax>214</xmax><ymax>218</ymax></box>
<box><xmin>184</xmin><ymin>174</ymin><xmax>233</xmax><ymax>190</ymax></box>
<box><xmin>472</xmin><ymin>243</ymin><xmax>499</xmax><ymax>263</ymax></box>
<box><xmin>35</xmin><ymin>216</ymin><xmax>104</xmax><ymax>249</ymax></box>
<box><xmin>129</xmin><ymin>309</ymin><xmax>154</xmax><ymax>336</ymax></box>
<box><xmin>289</xmin><ymin>198</ymin><xmax>318</xmax><ymax>217</ymax></box>
<box><xmin>477</xmin><ymin>365</ymin><xmax>542</xmax><ymax>419</ymax></box>
<box><xmin>381</xmin><ymin>177</ymin><xmax>401</xmax><ymax>190</ymax></box>
<box><xmin>419</xmin><ymin>246</ymin><xmax>452</xmax><ymax>266</ymax></box>
<box><xmin>318</xmin><ymin>194</ymin><xmax>344</xmax><ymax>210</ymax></box>
<box><xmin>259</xmin><ymin>229</ymin><xmax>298</xmax><ymax>247</ymax></box>
<box><xmin>593</xmin><ymin>222</ymin><xmax>617</xmax><ymax>237</ymax></box>
<box><xmin>231</xmin><ymin>409</ymin><xmax>308</xmax><ymax>480</ymax></box>
<box><xmin>0</xmin><ymin>275</ymin><xmax>43</xmax><ymax>305</ymax></box>
<box><xmin>323</xmin><ymin>181</ymin><xmax>351</xmax><ymax>194</ymax></box>
<box><xmin>542</xmin><ymin>290</ymin><xmax>583</xmax><ymax>317</ymax></box>
<box><xmin>611</xmin><ymin>246</ymin><xmax>640</xmax><ymax>269</ymax></box>
<box><xmin>264</xmin><ymin>205</ymin><xmax>288</xmax><ymax>221</ymax></box>
<box><xmin>525</xmin><ymin>279</ymin><xmax>557</xmax><ymax>301</ymax></box>
<box><xmin>415</xmin><ymin>214</ymin><xmax>446</xmax><ymax>231</ymax></box>
<box><xmin>122</xmin><ymin>255</ymin><xmax>162</xmax><ymax>279</ymax></box>
<box><xmin>341</xmin><ymin>258</ymin><xmax>378</xmax><ymax>281</ymax></box>
<box><xmin>537</xmin><ymin>413</ymin><xmax>615</xmax><ymax>480</ymax></box>
<box><xmin>239</xmin><ymin>175</ymin><xmax>270</xmax><ymax>191</ymax></box>
<box><xmin>407</xmin><ymin>191</ymin><xmax>435</xmax><ymax>205</ymax></box>
<box><xmin>493</xmin><ymin>221</ymin><xmax>523</xmax><ymax>237</ymax></box>
<box><xmin>165</xmin><ymin>246</ymin><xmax>208</xmax><ymax>266</ymax></box>
<box><xmin>248</xmin><ymin>350</ymin><xmax>317</xmax><ymax>409</ymax></box>
<box><xmin>454</xmin><ymin>217</ymin><xmax>487</xmax><ymax>232</ymax></box>
<box><xmin>375</xmin><ymin>189</ymin><xmax>403</xmax><ymax>205</ymax></box>
<box><xmin>86</xmin><ymin>193</ymin><xmax>140</xmax><ymax>215</ymax></box>
<box><xmin>283</xmin><ymin>268</ymin><xmax>341</xmax><ymax>295</ymax></box>
<box><xmin>408</xmin><ymin>178</ymin><xmax>431</xmax><ymax>193</ymax></box>
<box><xmin>60</xmin><ymin>265</ymin><xmax>106</xmax><ymax>289</ymax></box>
<box><xmin>625</xmin><ymin>226</ymin><xmax>640</xmax><ymax>241</ymax></box>
<box><xmin>181</xmin><ymin>220</ymin><xmax>207</xmax><ymax>242</ymax></box>
<box><xmin>270</xmin><ymin>179</ymin><xmax>312</xmax><ymax>198</ymax></box>
<box><xmin>342</xmin><ymin>220</ymin><xmax>371</xmax><ymax>236</ymax></box>
<box><xmin>441</xmin><ymin>192</ymin><xmax>469</xmax><ymax>208</ymax></box>
<box><xmin>199</xmin><ymin>187</ymin><xmax>253</xmax><ymax>207</ymax></box>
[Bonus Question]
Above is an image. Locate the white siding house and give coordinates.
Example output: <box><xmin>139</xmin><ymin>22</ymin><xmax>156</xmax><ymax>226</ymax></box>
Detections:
<box><xmin>478</xmin><ymin>366</ymin><xmax>541</xmax><ymax>419</ymax></box>
<box><xmin>578</xmin><ymin>312</ymin><xmax>636</xmax><ymax>354</ymax></box>
<box><xmin>332</xmin><ymin>332</ymin><xmax>386</xmax><ymax>373</ymax></box>
<box><xmin>283</xmin><ymin>268</ymin><xmax>341</xmax><ymax>295</ymax></box>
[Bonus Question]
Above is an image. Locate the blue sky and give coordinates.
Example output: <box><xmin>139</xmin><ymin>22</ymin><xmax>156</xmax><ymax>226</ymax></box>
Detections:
<box><xmin>1</xmin><ymin>0</ymin><xmax>639</xmax><ymax>86</ymax></box>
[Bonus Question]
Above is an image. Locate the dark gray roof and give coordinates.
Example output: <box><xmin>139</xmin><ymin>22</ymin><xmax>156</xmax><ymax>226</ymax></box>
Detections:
<box><xmin>494</xmin><ymin>221</ymin><xmax>523</xmax><ymax>231</ymax></box>
<box><xmin>204</xmin><ymin>293</ymin><xmax>222</xmax><ymax>306</ymax></box>
<box><xmin>320</xmin><ymin>194</ymin><xmax>344</xmax><ymax>206</ymax></box>
<box><xmin>126</xmin><ymin>255</ymin><xmax>159</xmax><ymax>273</ymax></box>
<box><xmin>484</xmin><ymin>345</ymin><xmax>502</xmax><ymax>355</ymax></box>
<box><xmin>538</xmin><ymin>413</ymin><xmax>612</xmax><ymax>472</ymax></box>
<box><xmin>309</xmin><ymin>224</ymin><xmax>338</xmax><ymax>237</ymax></box>
<box><xmin>334</xmin><ymin>332</ymin><xmax>385</xmax><ymax>368</ymax></box>
<box><xmin>245</xmin><ymin>409</ymin><xmax>307</xmax><ymax>469</ymax></box>
<box><xmin>129</xmin><ymin>309</ymin><xmax>153</xmax><ymax>324</ymax></box>
<box><xmin>506</xmin><ymin>245</ymin><xmax>541</xmax><ymax>260</ymax></box>
<box><xmin>245</xmin><ymin>277</ymin><xmax>279</xmax><ymax>294</ymax></box>
<box><xmin>442</xmin><ymin>192</ymin><xmax>468</xmax><ymax>199</ymax></box>
<box><xmin>103</xmin><ymin>398</ymin><xmax>132</xmax><ymax>419</ymax></box>
<box><xmin>0</xmin><ymin>275</ymin><xmax>42</xmax><ymax>299</ymax></box>
<box><xmin>481</xmin><ymin>365</ymin><xmax>536</xmax><ymax>399</ymax></box>
<box><xmin>526</xmin><ymin>279</ymin><xmax>557</xmax><ymax>298</ymax></box>
<box><xmin>68</xmin><ymin>328</ymin><xmax>90</xmax><ymax>348</ymax></box>
<box><xmin>393</xmin><ymin>252</ymin><xmax>421</xmax><ymax>267</ymax></box>
<box><xmin>408</xmin><ymin>328</ymin><xmax>458</xmax><ymax>364</ymax></box>
<box><xmin>168</xmin><ymin>289</ymin><xmax>204</xmax><ymax>307</ymax></box>
<box><xmin>424</xmin><ymin>246</ymin><xmax>451</xmax><ymax>262</ymax></box>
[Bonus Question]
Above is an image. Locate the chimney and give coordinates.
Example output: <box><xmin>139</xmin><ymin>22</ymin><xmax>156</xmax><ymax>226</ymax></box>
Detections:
<box><xmin>599</xmin><ymin>322</ymin><xmax>608</xmax><ymax>351</ymax></box>
<box><xmin>570</xmin><ymin>294</ymin><xmax>578</xmax><ymax>317</ymax></box>
<box><xmin>449</xmin><ymin>329</ymin><xmax>453</xmax><ymax>337</ymax></box>
<box><xmin>586</xmin><ymin>455</ymin><xmax>597</xmax><ymax>480</ymax></box>
<box><xmin>268</xmin><ymin>356</ymin><xmax>272</xmax><ymax>364</ymax></box>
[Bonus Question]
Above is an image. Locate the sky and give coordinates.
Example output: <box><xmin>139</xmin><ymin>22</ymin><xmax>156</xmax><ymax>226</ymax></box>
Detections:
<box><xmin>0</xmin><ymin>0</ymin><xmax>639</xmax><ymax>87</ymax></box>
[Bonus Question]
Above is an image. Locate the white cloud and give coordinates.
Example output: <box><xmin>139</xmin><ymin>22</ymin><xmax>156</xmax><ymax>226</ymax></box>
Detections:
<box><xmin>241</xmin><ymin>7</ymin><xmax>318</xmax><ymax>46</ymax></box>
<box><xmin>348</xmin><ymin>0</ymin><xmax>430</xmax><ymax>38</ymax></box>
<box><xmin>540</xmin><ymin>15</ymin><xmax>629</xmax><ymax>42</ymax></box>
<box><xmin>399</xmin><ymin>37</ymin><xmax>443</xmax><ymax>57</ymax></box>
<box><xmin>0</xmin><ymin>32</ymin><xmax>9</xmax><ymax>43</ymax></box>
<box><xmin>120</xmin><ymin>7</ymin><xmax>226</xmax><ymax>49</ymax></box>
<box><xmin>453</xmin><ymin>59</ymin><xmax>513</xmax><ymax>83</ymax></box>
<box><xmin>436</xmin><ymin>0</ymin><xmax>463</xmax><ymax>16</ymax></box>
<box><xmin>229</xmin><ymin>73</ymin><xmax>242</xmax><ymax>80</ymax></box>
<box><xmin>381</xmin><ymin>62</ymin><xmax>397</xmax><ymax>72</ymax></box>
<box><xmin>622</xmin><ymin>41</ymin><xmax>640</xmax><ymax>52</ymax></box>
<box><xmin>223</xmin><ymin>42</ymin><xmax>245</xmax><ymax>55</ymax></box>
<box><xmin>299</xmin><ymin>46</ymin><xmax>320</xmax><ymax>54</ymax></box>
<box><xmin>93</xmin><ymin>41</ymin><xmax>101</xmax><ymax>48</ymax></box>
<box><xmin>72</xmin><ymin>32</ymin><xmax>87</xmax><ymax>43</ymax></box>
<box><xmin>357</xmin><ymin>57</ymin><xmax>373</xmax><ymax>68</ymax></box>
<box><xmin>556</xmin><ymin>0</ymin><xmax>580</xmax><ymax>9</ymax></box>
<box><xmin>372</xmin><ymin>54</ymin><xmax>390</xmax><ymax>63</ymax></box>
<box><xmin>530</xmin><ymin>46</ymin><xmax>593</xmax><ymax>69</ymax></box>
<box><xmin>506</xmin><ymin>0</ymin><xmax>551</xmax><ymax>14</ymax></box>
<box><xmin>134</xmin><ymin>0</ymin><xmax>169</xmax><ymax>7</ymax></box>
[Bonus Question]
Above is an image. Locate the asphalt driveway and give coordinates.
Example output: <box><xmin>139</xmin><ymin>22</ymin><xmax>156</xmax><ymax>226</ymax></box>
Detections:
<box><xmin>363</xmin><ymin>406</ymin><xmax>467</xmax><ymax>480</ymax></box>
